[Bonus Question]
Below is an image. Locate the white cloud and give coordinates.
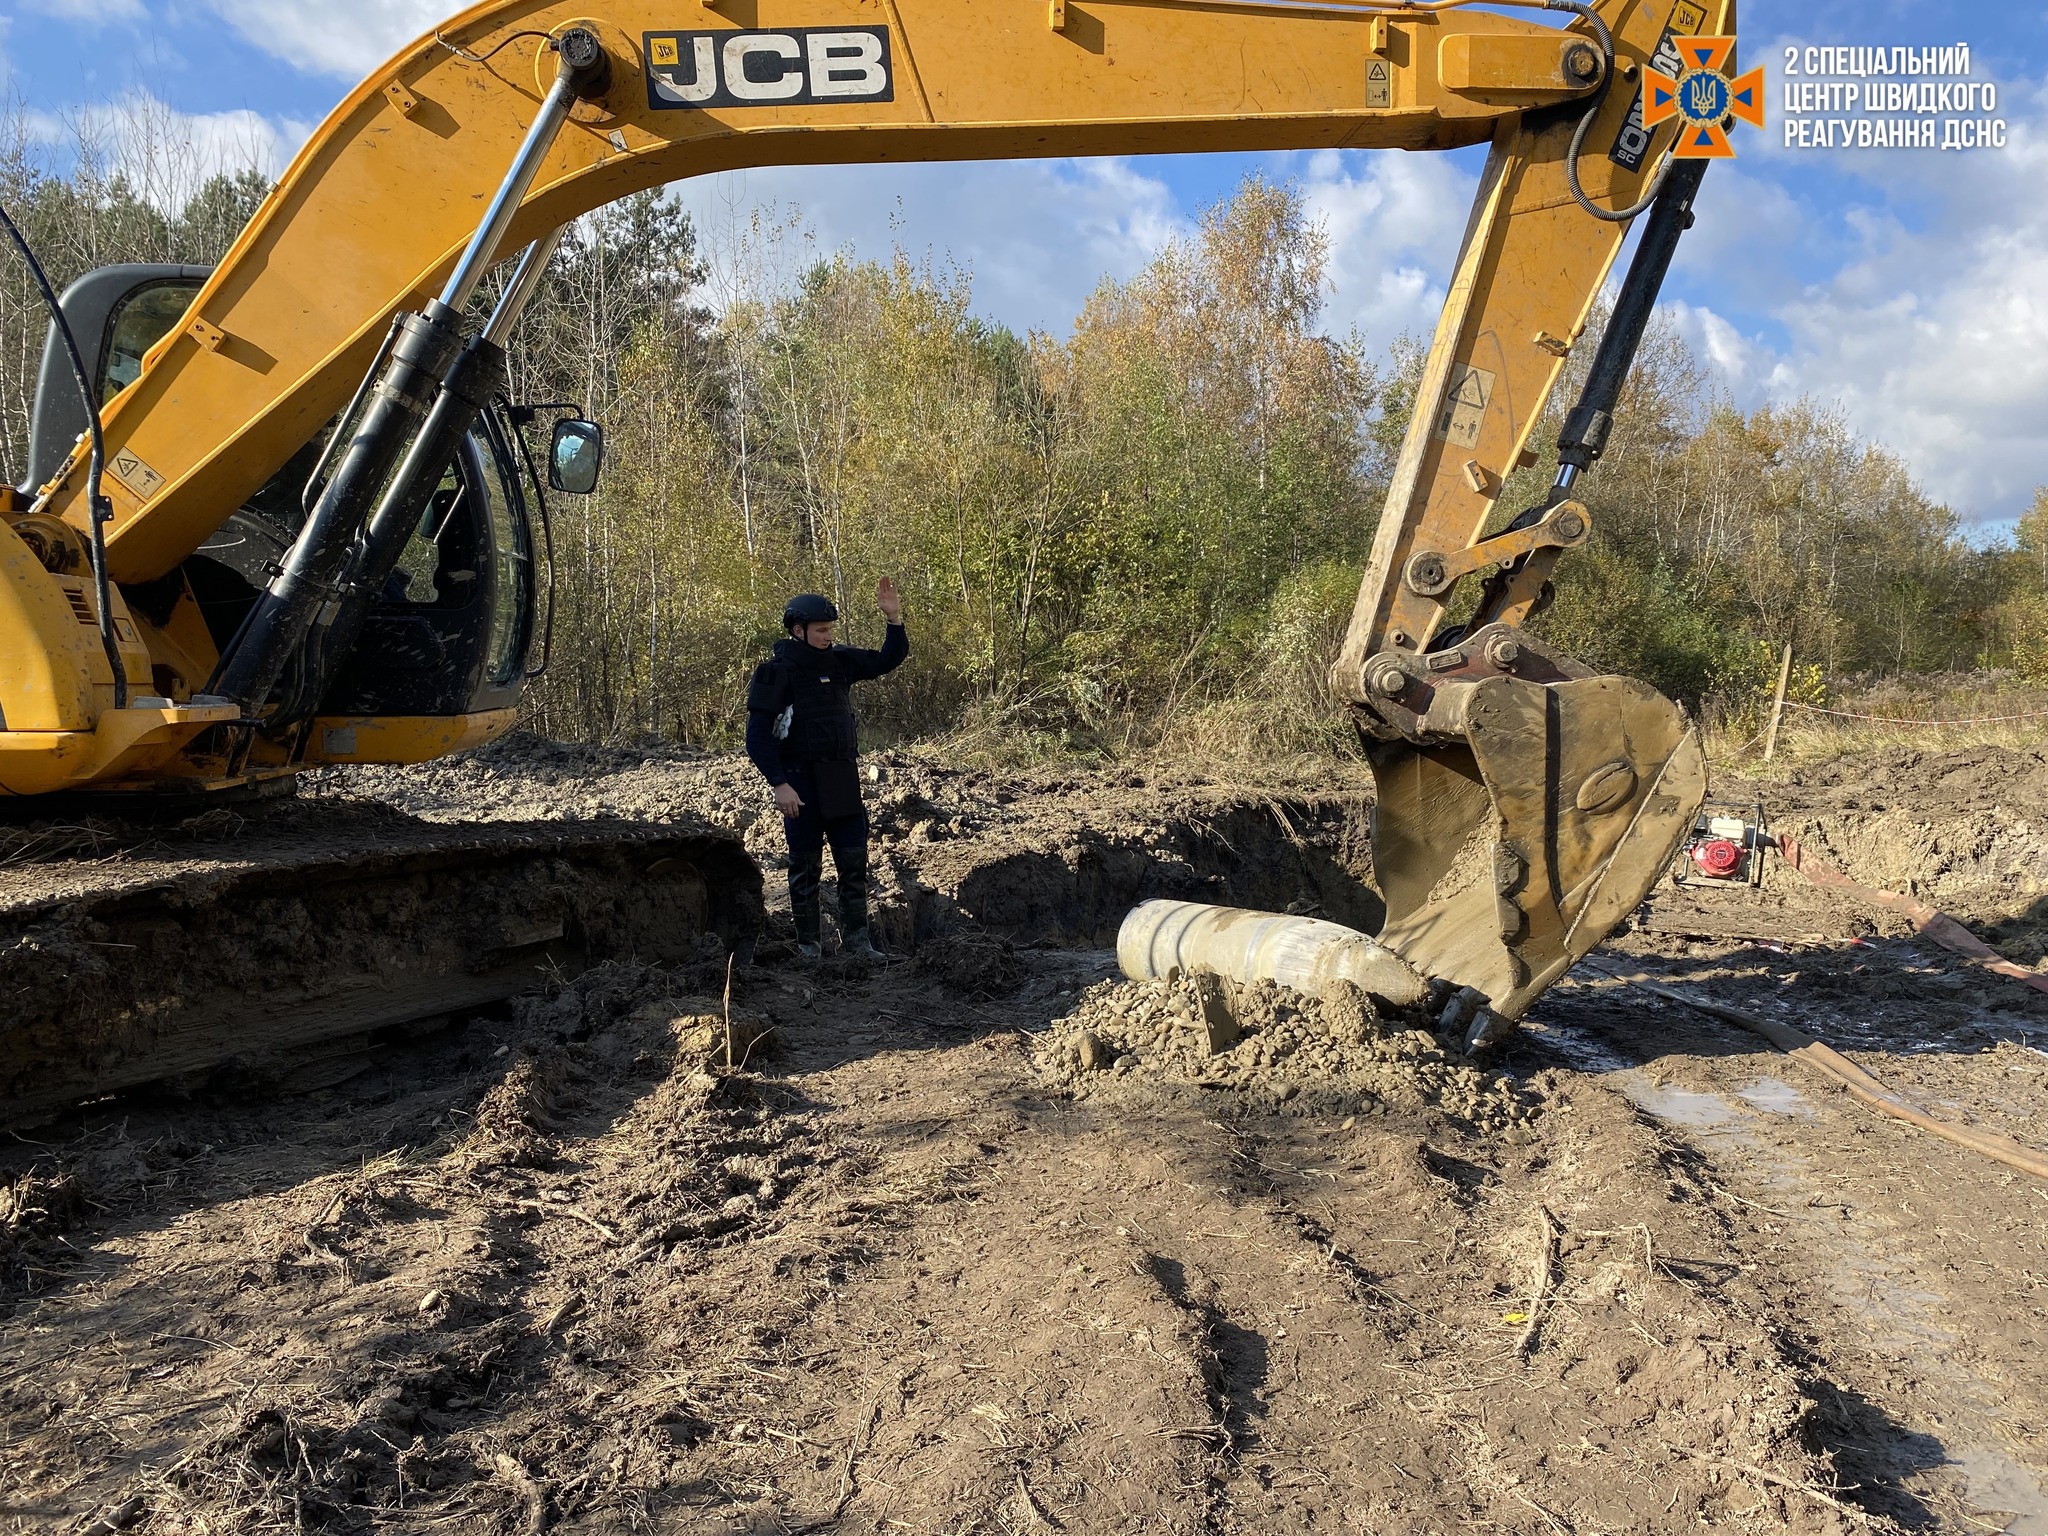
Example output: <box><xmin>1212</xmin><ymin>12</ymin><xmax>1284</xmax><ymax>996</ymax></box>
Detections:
<box><xmin>27</xmin><ymin>93</ymin><xmax>312</xmax><ymax>203</ymax></box>
<box><xmin>665</xmin><ymin>146</ymin><xmax>1477</xmax><ymax>349</ymax></box>
<box><xmin>203</xmin><ymin>0</ymin><xmax>445</xmax><ymax>78</ymax></box>
<box><xmin>1667</xmin><ymin>94</ymin><xmax>2048</xmax><ymax>522</ymax></box>
<box><xmin>1664</xmin><ymin>300</ymin><xmax>1793</xmax><ymax>397</ymax></box>
<box><xmin>673</xmin><ymin>158</ymin><xmax>1186</xmax><ymax>336</ymax></box>
<box><xmin>1293</xmin><ymin>147</ymin><xmax>1477</xmax><ymax>349</ymax></box>
<box><xmin>1676</xmin><ymin>162</ymin><xmax>1808</xmax><ymax>302</ymax></box>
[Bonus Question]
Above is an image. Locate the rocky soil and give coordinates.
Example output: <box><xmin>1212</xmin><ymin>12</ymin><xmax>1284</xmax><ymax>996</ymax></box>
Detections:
<box><xmin>0</xmin><ymin>735</ymin><xmax>2041</xmax><ymax>1533</ymax></box>
<box><xmin>1034</xmin><ymin>973</ymin><xmax>1534</xmax><ymax>1134</ymax></box>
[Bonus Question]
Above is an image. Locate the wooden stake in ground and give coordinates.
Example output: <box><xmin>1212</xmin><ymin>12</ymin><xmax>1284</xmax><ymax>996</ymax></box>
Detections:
<box><xmin>1762</xmin><ymin>642</ymin><xmax>1794</xmax><ymax>762</ymax></box>
<box><xmin>723</xmin><ymin>953</ymin><xmax>736</xmax><ymax>1070</ymax></box>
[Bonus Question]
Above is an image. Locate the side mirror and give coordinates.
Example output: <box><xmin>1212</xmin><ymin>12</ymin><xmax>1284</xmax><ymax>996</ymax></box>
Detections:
<box><xmin>548</xmin><ymin>418</ymin><xmax>604</xmax><ymax>494</ymax></box>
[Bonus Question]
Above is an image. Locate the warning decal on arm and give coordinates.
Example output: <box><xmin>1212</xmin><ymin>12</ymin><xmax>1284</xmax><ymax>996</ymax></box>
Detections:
<box><xmin>107</xmin><ymin>449</ymin><xmax>165</xmax><ymax>503</ymax></box>
<box><xmin>1434</xmin><ymin>364</ymin><xmax>1496</xmax><ymax>450</ymax></box>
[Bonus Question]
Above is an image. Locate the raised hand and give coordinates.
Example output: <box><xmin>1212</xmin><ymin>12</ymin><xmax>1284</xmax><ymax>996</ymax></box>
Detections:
<box><xmin>877</xmin><ymin>575</ymin><xmax>903</xmax><ymax>623</ymax></box>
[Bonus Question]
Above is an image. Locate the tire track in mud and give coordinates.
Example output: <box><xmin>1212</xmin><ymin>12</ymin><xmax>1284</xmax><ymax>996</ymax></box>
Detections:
<box><xmin>0</xmin><ymin>958</ymin><xmax>1872</xmax><ymax>1536</ymax></box>
<box><xmin>1531</xmin><ymin>969</ymin><xmax>2048</xmax><ymax>1534</ymax></box>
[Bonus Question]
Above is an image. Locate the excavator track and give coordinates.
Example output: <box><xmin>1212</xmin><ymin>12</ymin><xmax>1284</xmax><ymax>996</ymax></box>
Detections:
<box><xmin>0</xmin><ymin>806</ymin><xmax>762</xmax><ymax>1122</ymax></box>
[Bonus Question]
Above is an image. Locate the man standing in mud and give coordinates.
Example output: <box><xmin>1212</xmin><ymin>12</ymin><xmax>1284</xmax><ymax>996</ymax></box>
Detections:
<box><xmin>745</xmin><ymin>579</ymin><xmax>908</xmax><ymax>960</ymax></box>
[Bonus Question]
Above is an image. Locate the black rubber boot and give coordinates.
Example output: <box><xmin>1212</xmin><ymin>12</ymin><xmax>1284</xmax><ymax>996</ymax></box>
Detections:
<box><xmin>793</xmin><ymin>894</ymin><xmax>823</xmax><ymax>959</ymax></box>
<box><xmin>838</xmin><ymin>891</ymin><xmax>883</xmax><ymax>960</ymax></box>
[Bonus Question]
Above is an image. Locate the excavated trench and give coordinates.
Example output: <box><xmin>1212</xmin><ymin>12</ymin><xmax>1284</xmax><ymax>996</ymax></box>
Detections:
<box><xmin>862</xmin><ymin>790</ymin><xmax>1384</xmax><ymax>952</ymax></box>
<box><xmin>0</xmin><ymin>774</ymin><xmax>1379</xmax><ymax>1124</ymax></box>
<box><xmin>14</xmin><ymin>730</ymin><xmax>2048</xmax><ymax>1129</ymax></box>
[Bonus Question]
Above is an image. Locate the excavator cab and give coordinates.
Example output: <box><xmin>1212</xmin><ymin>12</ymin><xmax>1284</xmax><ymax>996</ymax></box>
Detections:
<box><xmin>18</xmin><ymin>264</ymin><xmax>576</xmax><ymax>747</ymax></box>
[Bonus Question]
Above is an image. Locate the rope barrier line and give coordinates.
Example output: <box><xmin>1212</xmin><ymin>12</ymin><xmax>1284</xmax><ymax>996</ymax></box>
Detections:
<box><xmin>1780</xmin><ymin>700</ymin><xmax>2048</xmax><ymax>727</ymax></box>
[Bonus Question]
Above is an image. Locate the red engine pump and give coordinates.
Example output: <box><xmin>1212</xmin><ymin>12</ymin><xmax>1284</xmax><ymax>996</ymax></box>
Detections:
<box><xmin>1690</xmin><ymin>837</ymin><xmax>1744</xmax><ymax>878</ymax></box>
<box><xmin>1674</xmin><ymin>802</ymin><xmax>1768</xmax><ymax>889</ymax></box>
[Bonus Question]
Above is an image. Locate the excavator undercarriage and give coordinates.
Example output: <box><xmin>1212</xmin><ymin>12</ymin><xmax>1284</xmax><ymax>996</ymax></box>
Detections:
<box><xmin>0</xmin><ymin>812</ymin><xmax>761</xmax><ymax>1121</ymax></box>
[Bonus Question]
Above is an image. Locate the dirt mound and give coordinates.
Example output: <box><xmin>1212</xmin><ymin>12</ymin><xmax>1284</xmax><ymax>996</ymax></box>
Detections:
<box><xmin>314</xmin><ymin>732</ymin><xmax>765</xmax><ymax>830</ymax></box>
<box><xmin>1753</xmin><ymin>742</ymin><xmax>2048</xmax><ymax>816</ymax></box>
<box><xmin>1035</xmin><ymin>972</ymin><xmax>1534</xmax><ymax>1131</ymax></box>
<box><xmin>1630</xmin><ymin>742</ymin><xmax>2048</xmax><ymax>955</ymax></box>
<box><xmin>4</xmin><ymin>944</ymin><xmax>1858</xmax><ymax>1535</ymax></box>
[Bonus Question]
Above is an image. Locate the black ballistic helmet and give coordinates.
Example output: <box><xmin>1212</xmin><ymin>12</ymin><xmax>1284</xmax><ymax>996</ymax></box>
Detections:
<box><xmin>783</xmin><ymin>593</ymin><xmax>839</xmax><ymax>632</ymax></box>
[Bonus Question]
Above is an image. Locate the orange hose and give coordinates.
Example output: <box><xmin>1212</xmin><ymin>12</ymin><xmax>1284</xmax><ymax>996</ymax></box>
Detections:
<box><xmin>1585</xmin><ymin>964</ymin><xmax>2048</xmax><ymax>1183</ymax></box>
<box><xmin>1776</xmin><ymin>833</ymin><xmax>2048</xmax><ymax>997</ymax></box>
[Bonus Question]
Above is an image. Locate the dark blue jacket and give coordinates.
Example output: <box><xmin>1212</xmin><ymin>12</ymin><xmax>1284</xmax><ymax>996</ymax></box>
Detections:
<box><xmin>745</xmin><ymin>625</ymin><xmax>907</xmax><ymax>786</ymax></box>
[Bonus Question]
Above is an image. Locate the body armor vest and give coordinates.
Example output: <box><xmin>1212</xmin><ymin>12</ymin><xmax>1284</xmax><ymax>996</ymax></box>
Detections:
<box><xmin>777</xmin><ymin>643</ymin><xmax>859</xmax><ymax>763</ymax></box>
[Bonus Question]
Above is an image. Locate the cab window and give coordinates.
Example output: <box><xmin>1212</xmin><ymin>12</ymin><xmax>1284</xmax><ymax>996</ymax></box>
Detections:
<box><xmin>99</xmin><ymin>281</ymin><xmax>202</xmax><ymax>401</ymax></box>
<box><xmin>473</xmin><ymin>419</ymin><xmax>532</xmax><ymax>684</ymax></box>
<box><xmin>375</xmin><ymin>422</ymin><xmax>532</xmax><ymax>683</ymax></box>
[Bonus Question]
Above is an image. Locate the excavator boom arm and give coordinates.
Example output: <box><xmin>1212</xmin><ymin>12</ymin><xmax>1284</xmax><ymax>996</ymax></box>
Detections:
<box><xmin>39</xmin><ymin>0</ymin><xmax>1673</xmax><ymax>588</ymax></box>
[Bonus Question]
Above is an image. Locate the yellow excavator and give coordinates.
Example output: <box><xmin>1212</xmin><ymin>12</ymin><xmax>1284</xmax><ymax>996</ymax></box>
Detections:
<box><xmin>1</xmin><ymin>0</ymin><xmax>1728</xmax><ymax>1110</ymax></box>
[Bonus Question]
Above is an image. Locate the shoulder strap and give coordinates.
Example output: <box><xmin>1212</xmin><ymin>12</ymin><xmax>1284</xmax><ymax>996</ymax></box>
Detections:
<box><xmin>745</xmin><ymin>657</ymin><xmax>793</xmax><ymax>713</ymax></box>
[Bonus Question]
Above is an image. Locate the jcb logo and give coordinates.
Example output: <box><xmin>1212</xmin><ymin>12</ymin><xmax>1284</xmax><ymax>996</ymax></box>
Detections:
<box><xmin>645</xmin><ymin>27</ymin><xmax>893</xmax><ymax>109</ymax></box>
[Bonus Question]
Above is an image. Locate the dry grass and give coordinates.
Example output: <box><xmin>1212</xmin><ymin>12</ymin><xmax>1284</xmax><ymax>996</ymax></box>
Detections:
<box><xmin>1707</xmin><ymin>674</ymin><xmax>2048</xmax><ymax>775</ymax></box>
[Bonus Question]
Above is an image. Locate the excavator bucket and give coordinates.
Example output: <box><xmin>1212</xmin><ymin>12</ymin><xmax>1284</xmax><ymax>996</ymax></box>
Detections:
<box><xmin>1119</xmin><ymin>644</ymin><xmax>1706</xmax><ymax>1042</ymax></box>
<box><xmin>1117</xmin><ymin>0</ymin><xmax>1734</xmax><ymax>1036</ymax></box>
<box><xmin>1368</xmin><ymin>673</ymin><xmax>1705</xmax><ymax>1022</ymax></box>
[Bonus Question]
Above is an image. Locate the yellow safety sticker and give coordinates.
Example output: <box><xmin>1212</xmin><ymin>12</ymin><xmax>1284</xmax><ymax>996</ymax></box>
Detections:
<box><xmin>107</xmin><ymin>448</ymin><xmax>165</xmax><ymax>503</ymax></box>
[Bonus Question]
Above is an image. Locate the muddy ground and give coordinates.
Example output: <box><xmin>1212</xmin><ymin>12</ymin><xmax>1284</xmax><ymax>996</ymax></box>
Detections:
<box><xmin>0</xmin><ymin>737</ymin><xmax>2044</xmax><ymax>1534</ymax></box>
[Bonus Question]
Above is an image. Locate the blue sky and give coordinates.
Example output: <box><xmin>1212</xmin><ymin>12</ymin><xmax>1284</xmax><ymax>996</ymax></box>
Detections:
<box><xmin>4</xmin><ymin>0</ymin><xmax>2044</xmax><ymax>526</ymax></box>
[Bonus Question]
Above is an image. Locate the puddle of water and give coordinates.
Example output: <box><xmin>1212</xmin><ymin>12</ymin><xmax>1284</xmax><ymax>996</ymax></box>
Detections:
<box><xmin>1955</xmin><ymin>1447</ymin><xmax>2048</xmax><ymax>1535</ymax></box>
<box><xmin>1633</xmin><ymin>1082</ymin><xmax>1739</xmax><ymax>1129</ymax></box>
<box><xmin>1736</xmin><ymin>1076</ymin><xmax>1816</xmax><ymax>1119</ymax></box>
<box><xmin>1526</xmin><ymin>1022</ymin><xmax>1748</xmax><ymax>1134</ymax></box>
<box><xmin>1521</xmin><ymin>1019</ymin><xmax>1635</xmax><ymax>1076</ymax></box>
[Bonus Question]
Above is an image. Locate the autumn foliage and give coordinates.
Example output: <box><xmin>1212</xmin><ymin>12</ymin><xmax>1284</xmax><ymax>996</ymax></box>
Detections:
<box><xmin>3</xmin><ymin>114</ymin><xmax>2045</xmax><ymax>757</ymax></box>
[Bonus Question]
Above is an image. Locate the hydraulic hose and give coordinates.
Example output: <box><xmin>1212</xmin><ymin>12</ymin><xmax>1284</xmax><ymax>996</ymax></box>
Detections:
<box><xmin>1539</xmin><ymin>0</ymin><xmax>1680</xmax><ymax>224</ymax></box>
<box><xmin>0</xmin><ymin>199</ymin><xmax>129</xmax><ymax>708</ymax></box>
